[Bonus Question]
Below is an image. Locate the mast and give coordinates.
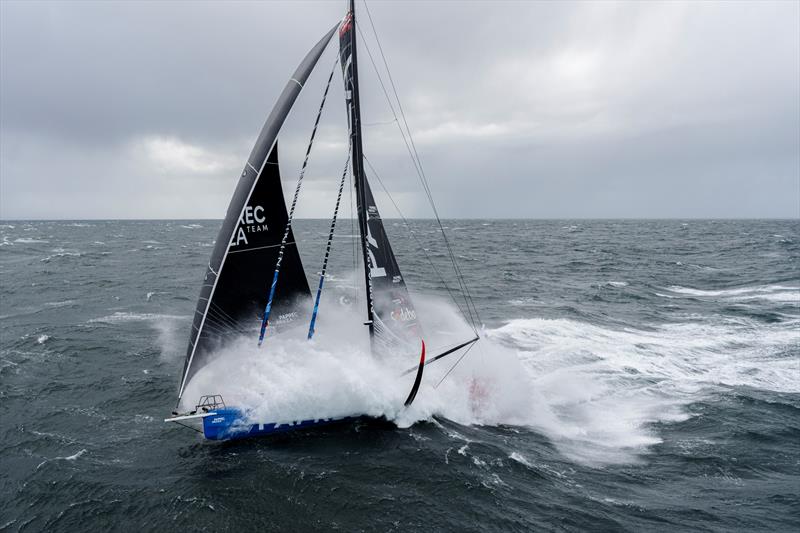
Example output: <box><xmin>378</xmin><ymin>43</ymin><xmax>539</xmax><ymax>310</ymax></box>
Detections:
<box><xmin>343</xmin><ymin>0</ymin><xmax>375</xmax><ymax>335</ymax></box>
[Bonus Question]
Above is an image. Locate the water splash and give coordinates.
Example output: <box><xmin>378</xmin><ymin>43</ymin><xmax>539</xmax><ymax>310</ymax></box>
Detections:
<box><xmin>177</xmin><ymin>289</ymin><xmax>798</xmax><ymax>466</ymax></box>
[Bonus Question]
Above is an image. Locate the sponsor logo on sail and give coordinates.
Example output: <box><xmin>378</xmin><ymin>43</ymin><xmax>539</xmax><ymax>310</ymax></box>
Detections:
<box><xmin>391</xmin><ymin>307</ymin><xmax>417</xmax><ymax>322</ymax></box>
<box><xmin>275</xmin><ymin>311</ymin><xmax>298</xmax><ymax>325</ymax></box>
<box><xmin>231</xmin><ymin>205</ymin><xmax>268</xmax><ymax>247</ymax></box>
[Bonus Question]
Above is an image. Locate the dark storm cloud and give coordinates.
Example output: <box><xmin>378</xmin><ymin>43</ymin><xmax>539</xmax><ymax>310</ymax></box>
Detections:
<box><xmin>1</xmin><ymin>0</ymin><xmax>798</xmax><ymax>219</ymax></box>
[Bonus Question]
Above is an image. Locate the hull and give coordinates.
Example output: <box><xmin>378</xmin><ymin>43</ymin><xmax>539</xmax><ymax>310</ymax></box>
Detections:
<box><xmin>202</xmin><ymin>408</ymin><xmax>353</xmax><ymax>441</ymax></box>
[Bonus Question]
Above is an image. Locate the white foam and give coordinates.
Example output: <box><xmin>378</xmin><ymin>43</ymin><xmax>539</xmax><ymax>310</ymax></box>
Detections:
<box><xmin>13</xmin><ymin>238</ymin><xmax>48</xmax><ymax>244</ymax></box>
<box><xmin>485</xmin><ymin>314</ymin><xmax>799</xmax><ymax>463</ymax></box>
<box><xmin>41</xmin><ymin>251</ymin><xmax>82</xmax><ymax>263</ymax></box>
<box><xmin>509</xmin><ymin>451</ymin><xmax>530</xmax><ymax>466</ymax></box>
<box><xmin>36</xmin><ymin>448</ymin><xmax>87</xmax><ymax>470</ymax></box>
<box><xmin>178</xmin><ymin>292</ymin><xmax>799</xmax><ymax>466</ymax></box>
<box><xmin>89</xmin><ymin>312</ymin><xmax>188</xmax><ymax>323</ymax></box>
<box><xmin>493</xmin><ymin>316</ymin><xmax>800</xmax><ymax>392</ymax></box>
<box><xmin>44</xmin><ymin>300</ymin><xmax>76</xmax><ymax>308</ymax></box>
<box><xmin>667</xmin><ymin>283</ymin><xmax>798</xmax><ymax>297</ymax></box>
<box><xmin>182</xmin><ymin>295</ymin><xmax>480</xmax><ymax>419</ymax></box>
<box><xmin>666</xmin><ymin>284</ymin><xmax>799</xmax><ymax>305</ymax></box>
<box><xmin>62</xmin><ymin>449</ymin><xmax>86</xmax><ymax>461</ymax></box>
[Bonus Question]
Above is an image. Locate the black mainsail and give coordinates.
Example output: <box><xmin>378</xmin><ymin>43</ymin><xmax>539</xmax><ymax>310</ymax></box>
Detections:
<box><xmin>177</xmin><ymin>25</ymin><xmax>337</xmax><ymax>402</ymax></box>
<box><xmin>339</xmin><ymin>2</ymin><xmax>423</xmax><ymax>356</ymax></box>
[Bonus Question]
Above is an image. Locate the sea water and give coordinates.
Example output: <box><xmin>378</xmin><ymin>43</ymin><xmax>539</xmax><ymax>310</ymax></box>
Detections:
<box><xmin>1</xmin><ymin>219</ymin><xmax>798</xmax><ymax>531</ymax></box>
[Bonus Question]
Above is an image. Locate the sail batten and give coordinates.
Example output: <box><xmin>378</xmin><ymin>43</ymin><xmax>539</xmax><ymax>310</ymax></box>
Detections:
<box><xmin>177</xmin><ymin>24</ymin><xmax>338</xmax><ymax>402</ymax></box>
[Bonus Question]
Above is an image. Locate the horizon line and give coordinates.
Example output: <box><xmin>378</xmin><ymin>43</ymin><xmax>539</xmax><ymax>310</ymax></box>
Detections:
<box><xmin>1</xmin><ymin>217</ymin><xmax>797</xmax><ymax>222</ymax></box>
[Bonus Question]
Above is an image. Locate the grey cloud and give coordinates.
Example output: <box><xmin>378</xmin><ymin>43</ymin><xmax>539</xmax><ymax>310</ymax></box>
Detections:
<box><xmin>1</xmin><ymin>0</ymin><xmax>798</xmax><ymax>219</ymax></box>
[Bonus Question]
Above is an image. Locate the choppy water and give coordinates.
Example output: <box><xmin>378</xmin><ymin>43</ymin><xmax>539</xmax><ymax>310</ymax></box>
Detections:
<box><xmin>1</xmin><ymin>219</ymin><xmax>798</xmax><ymax>532</ymax></box>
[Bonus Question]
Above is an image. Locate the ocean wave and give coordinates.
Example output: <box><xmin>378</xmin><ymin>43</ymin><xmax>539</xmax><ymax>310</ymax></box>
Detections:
<box><xmin>3</xmin><ymin>219</ymin><xmax>798</xmax><ymax>530</ymax></box>
<box><xmin>481</xmin><ymin>314</ymin><xmax>800</xmax><ymax>465</ymax></box>
<box><xmin>13</xmin><ymin>238</ymin><xmax>49</xmax><ymax>244</ymax></box>
<box><xmin>664</xmin><ymin>284</ymin><xmax>799</xmax><ymax>304</ymax></box>
<box><xmin>41</xmin><ymin>251</ymin><xmax>82</xmax><ymax>263</ymax></box>
<box><xmin>44</xmin><ymin>300</ymin><xmax>77</xmax><ymax>308</ymax></box>
<box><xmin>508</xmin><ymin>296</ymin><xmax>538</xmax><ymax>306</ymax></box>
<box><xmin>88</xmin><ymin>312</ymin><xmax>189</xmax><ymax>324</ymax></box>
<box><xmin>36</xmin><ymin>448</ymin><xmax>87</xmax><ymax>470</ymax></box>
<box><xmin>509</xmin><ymin>451</ymin><xmax>533</xmax><ymax>468</ymax></box>
<box><xmin>489</xmin><ymin>316</ymin><xmax>800</xmax><ymax>395</ymax></box>
<box><xmin>181</xmin><ymin>296</ymin><xmax>782</xmax><ymax>466</ymax></box>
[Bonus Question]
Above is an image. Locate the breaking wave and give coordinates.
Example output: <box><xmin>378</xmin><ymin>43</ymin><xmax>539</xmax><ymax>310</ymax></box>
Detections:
<box><xmin>179</xmin><ymin>294</ymin><xmax>798</xmax><ymax>466</ymax></box>
<box><xmin>13</xmin><ymin>238</ymin><xmax>49</xmax><ymax>244</ymax></box>
<box><xmin>89</xmin><ymin>312</ymin><xmax>189</xmax><ymax>324</ymax></box>
<box><xmin>664</xmin><ymin>284</ymin><xmax>799</xmax><ymax>304</ymax></box>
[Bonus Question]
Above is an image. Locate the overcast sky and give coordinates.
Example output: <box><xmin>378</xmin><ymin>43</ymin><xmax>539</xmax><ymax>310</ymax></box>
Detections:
<box><xmin>1</xmin><ymin>0</ymin><xmax>798</xmax><ymax>219</ymax></box>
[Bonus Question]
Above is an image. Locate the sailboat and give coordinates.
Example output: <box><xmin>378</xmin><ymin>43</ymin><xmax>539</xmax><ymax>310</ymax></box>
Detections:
<box><xmin>165</xmin><ymin>0</ymin><xmax>480</xmax><ymax>441</ymax></box>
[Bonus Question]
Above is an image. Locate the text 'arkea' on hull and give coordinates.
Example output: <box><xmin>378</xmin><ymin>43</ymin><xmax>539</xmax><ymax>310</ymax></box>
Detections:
<box><xmin>165</xmin><ymin>0</ymin><xmax>480</xmax><ymax>442</ymax></box>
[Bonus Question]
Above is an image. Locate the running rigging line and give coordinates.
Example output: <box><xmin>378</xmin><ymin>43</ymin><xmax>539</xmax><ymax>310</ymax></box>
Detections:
<box><xmin>308</xmin><ymin>143</ymin><xmax>352</xmax><ymax>340</ymax></box>
<box><xmin>258</xmin><ymin>58</ymin><xmax>338</xmax><ymax>346</ymax></box>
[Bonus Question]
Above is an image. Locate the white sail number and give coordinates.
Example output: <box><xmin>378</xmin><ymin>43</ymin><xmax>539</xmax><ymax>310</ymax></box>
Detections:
<box><xmin>366</xmin><ymin>216</ymin><xmax>386</xmax><ymax>278</ymax></box>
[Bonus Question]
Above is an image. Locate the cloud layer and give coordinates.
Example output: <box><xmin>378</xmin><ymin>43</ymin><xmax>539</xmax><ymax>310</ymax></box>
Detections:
<box><xmin>1</xmin><ymin>1</ymin><xmax>798</xmax><ymax>219</ymax></box>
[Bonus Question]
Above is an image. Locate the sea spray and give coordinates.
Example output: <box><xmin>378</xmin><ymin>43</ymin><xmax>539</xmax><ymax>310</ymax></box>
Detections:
<box><xmin>176</xmin><ymin>295</ymin><xmax>800</xmax><ymax>465</ymax></box>
<box><xmin>179</xmin><ymin>292</ymin><xmax>529</xmax><ymax>426</ymax></box>
<box><xmin>178</xmin><ymin>292</ymin><xmax>670</xmax><ymax>464</ymax></box>
<box><xmin>487</xmin><ymin>314</ymin><xmax>800</xmax><ymax>464</ymax></box>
